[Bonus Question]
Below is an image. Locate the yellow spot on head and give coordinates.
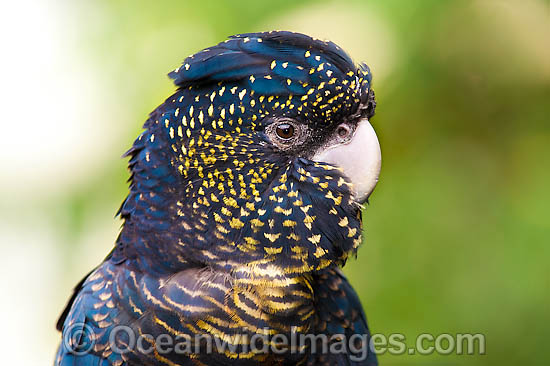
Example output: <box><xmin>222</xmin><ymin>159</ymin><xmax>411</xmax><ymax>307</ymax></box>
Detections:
<box><xmin>229</xmin><ymin>217</ymin><xmax>244</xmax><ymax>229</ymax></box>
<box><xmin>239</xmin><ymin>89</ymin><xmax>246</xmax><ymax>100</ymax></box>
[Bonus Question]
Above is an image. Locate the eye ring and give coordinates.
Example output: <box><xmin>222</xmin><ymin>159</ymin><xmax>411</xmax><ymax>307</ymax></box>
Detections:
<box><xmin>265</xmin><ymin>119</ymin><xmax>308</xmax><ymax>150</ymax></box>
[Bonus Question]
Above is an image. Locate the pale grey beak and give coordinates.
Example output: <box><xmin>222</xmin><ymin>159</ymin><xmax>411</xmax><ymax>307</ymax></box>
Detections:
<box><xmin>312</xmin><ymin>119</ymin><xmax>381</xmax><ymax>202</ymax></box>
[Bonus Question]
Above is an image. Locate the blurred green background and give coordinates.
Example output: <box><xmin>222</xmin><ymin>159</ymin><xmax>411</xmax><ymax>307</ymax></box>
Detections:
<box><xmin>0</xmin><ymin>0</ymin><xmax>548</xmax><ymax>365</ymax></box>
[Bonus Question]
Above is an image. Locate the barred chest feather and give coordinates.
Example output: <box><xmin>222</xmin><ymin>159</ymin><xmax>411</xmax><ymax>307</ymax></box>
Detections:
<box><xmin>73</xmin><ymin>260</ymin><xmax>316</xmax><ymax>365</ymax></box>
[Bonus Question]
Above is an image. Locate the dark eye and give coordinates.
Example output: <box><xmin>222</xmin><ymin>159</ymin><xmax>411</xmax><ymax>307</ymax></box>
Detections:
<box><xmin>275</xmin><ymin>123</ymin><xmax>295</xmax><ymax>139</ymax></box>
<box><xmin>265</xmin><ymin>119</ymin><xmax>306</xmax><ymax>149</ymax></box>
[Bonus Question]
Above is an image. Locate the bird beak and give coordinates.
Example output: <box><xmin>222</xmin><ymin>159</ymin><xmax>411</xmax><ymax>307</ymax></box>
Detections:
<box><xmin>312</xmin><ymin>119</ymin><xmax>381</xmax><ymax>203</ymax></box>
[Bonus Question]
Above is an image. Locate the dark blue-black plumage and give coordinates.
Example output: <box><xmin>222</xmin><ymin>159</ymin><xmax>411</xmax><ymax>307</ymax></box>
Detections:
<box><xmin>55</xmin><ymin>31</ymin><xmax>378</xmax><ymax>366</ymax></box>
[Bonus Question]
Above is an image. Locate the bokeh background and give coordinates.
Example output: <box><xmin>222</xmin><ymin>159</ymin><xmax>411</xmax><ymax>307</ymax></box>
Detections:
<box><xmin>1</xmin><ymin>0</ymin><xmax>548</xmax><ymax>365</ymax></box>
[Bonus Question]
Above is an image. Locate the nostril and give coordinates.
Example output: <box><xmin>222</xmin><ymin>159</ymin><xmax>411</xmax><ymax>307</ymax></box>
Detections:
<box><xmin>336</xmin><ymin>124</ymin><xmax>352</xmax><ymax>140</ymax></box>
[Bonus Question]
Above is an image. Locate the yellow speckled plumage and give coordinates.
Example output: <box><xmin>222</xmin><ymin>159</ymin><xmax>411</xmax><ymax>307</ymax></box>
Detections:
<box><xmin>56</xmin><ymin>31</ymin><xmax>379</xmax><ymax>366</ymax></box>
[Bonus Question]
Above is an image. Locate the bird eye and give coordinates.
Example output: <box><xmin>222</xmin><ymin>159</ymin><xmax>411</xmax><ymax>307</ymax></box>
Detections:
<box><xmin>275</xmin><ymin>123</ymin><xmax>295</xmax><ymax>140</ymax></box>
<box><xmin>265</xmin><ymin>119</ymin><xmax>306</xmax><ymax>150</ymax></box>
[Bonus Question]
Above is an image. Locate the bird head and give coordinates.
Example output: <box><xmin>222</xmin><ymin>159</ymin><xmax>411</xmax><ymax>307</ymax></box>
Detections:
<box><xmin>118</xmin><ymin>31</ymin><xmax>381</xmax><ymax>275</ymax></box>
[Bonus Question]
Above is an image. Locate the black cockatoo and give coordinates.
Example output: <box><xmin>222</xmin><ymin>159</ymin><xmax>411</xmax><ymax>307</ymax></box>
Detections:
<box><xmin>55</xmin><ymin>31</ymin><xmax>381</xmax><ymax>366</ymax></box>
